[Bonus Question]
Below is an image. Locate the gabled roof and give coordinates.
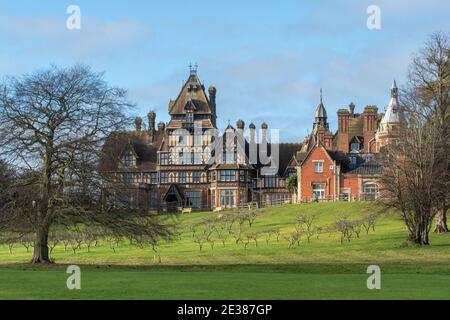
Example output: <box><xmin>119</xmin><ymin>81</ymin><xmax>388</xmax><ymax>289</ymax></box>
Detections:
<box><xmin>300</xmin><ymin>140</ymin><xmax>335</xmax><ymax>165</ymax></box>
<box><xmin>168</xmin><ymin>74</ymin><xmax>212</xmax><ymax>115</ymax></box>
<box><xmin>99</xmin><ymin>130</ymin><xmax>163</xmax><ymax>172</ymax></box>
<box><xmin>163</xmin><ymin>184</ymin><xmax>185</xmax><ymax>202</ymax></box>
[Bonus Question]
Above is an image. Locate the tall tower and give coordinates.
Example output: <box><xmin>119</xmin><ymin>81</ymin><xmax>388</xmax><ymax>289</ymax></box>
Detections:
<box><xmin>312</xmin><ymin>89</ymin><xmax>333</xmax><ymax>150</ymax></box>
<box><xmin>376</xmin><ymin>80</ymin><xmax>402</xmax><ymax>151</ymax></box>
<box><xmin>313</xmin><ymin>89</ymin><xmax>329</xmax><ymax>131</ymax></box>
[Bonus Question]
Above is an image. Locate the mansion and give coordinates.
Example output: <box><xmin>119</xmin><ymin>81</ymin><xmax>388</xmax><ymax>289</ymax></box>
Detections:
<box><xmin>99</xmin><ymin>68</ymin><xmax>402</xmax><ymax>212</ymax></box>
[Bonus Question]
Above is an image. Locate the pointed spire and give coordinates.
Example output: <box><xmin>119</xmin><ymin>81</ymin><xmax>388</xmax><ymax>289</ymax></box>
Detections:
<box><xmin>315</xmin><ymin>88</ymin><xmax>327</xmax><ymax>119</ymax></box>
<box><xmin>382</xmin><ymin>80</ymin><xmax>401</xmax><ymax>125</ymax></box>
<box><xmin>391</xmin><ymin>79</ymin><xmax>397</xmax><ymax>89</ymax></box>
<box><xmin>391</xmin><ymin>79</ymin><xmax>398</xmax><ymax>98</ymax></box>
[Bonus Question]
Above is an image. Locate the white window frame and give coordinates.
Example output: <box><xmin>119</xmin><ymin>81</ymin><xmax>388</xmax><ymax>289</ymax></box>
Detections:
<box><xmin>313</xmin><ymin>161</ymin><xmax>324</xmax><ymax>173</ymax></box>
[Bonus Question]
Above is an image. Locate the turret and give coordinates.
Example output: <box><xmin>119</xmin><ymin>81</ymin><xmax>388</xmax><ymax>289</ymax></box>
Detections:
<box><xmin>313</xmin><ymin>89</ymin><xmax>329</xmax><ymax>130</ymax></box>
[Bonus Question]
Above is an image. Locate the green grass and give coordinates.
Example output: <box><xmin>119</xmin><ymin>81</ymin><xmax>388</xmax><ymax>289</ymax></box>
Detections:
<box><xmin>1</xmin><ymin>264</ymin><xmax>450</xmax><ymax>299</ymax></box>
<box><xmin>1</xmin><ymin>202</ymin><xmax>450</xmax><ymax>299</ymax></box>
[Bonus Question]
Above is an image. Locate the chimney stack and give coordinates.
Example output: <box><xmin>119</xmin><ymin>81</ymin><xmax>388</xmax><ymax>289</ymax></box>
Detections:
<box><xmin>135</xmin><ymin>117</ymin><xmax>143</xmax><ymax>131</ymax></box>
<box><xmin>261</xmin><ymin>122</ymin><xmax>268</xmax><ymax>143</ymax></box>
<box><xmin>236</xmin><ymin>119</ymin><xmax>245</xmax><ymax>130</ymax></box>
<box><xmin>208</xmin><ymin>86</ymin><xmax>217</xmax><ymax>126</ymax></box>
<box><xmin>148</xmin><ymin>111</ymin><xmax>156</xmax><ymax>131</ymax></box>
<box><xmin>349</xmin><ymin>102</ymin><xmax>355</xmax><ymax>116</ymax></box>
<box><xmin>157</xmin><ymin>121</ymin><xmax>165</xmax><ymax>132</ymax></box>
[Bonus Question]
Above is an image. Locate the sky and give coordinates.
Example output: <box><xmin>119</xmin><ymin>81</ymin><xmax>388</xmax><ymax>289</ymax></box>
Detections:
<box><xmin>0</xmin><ymin>0</ymin><xmax>449</xmax><ymax>142</ymax></box>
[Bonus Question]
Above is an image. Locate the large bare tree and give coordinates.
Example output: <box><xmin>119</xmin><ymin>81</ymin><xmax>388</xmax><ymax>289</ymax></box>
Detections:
<box><xmin>0</xmin><ymin>65</ymin><xmax>172</xmax><ymax>263</ymax></box>
<box><xmin>380</xmin><ymin>32</ymin><xmax>450</xmax><ymax>245</ymax></box>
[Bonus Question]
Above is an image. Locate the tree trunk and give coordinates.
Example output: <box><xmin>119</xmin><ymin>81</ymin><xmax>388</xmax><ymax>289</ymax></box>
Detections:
<box><xmin>434</xmin><ymin>205</ymin><xmax>449</xmax><ymax>233</ymax></box>
<box><xmin>407</xmin><ymin>220</ymin><xmax>430</xmax><ymax>246</ymax></box>
<box><xmin>31</xmin><ymin>224</ymin><xmax>52</xmax><ymax>263</ymax></box>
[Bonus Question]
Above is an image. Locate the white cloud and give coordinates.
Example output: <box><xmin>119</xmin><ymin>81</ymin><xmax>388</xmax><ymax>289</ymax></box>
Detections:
<box><xmin>0</xmin><ymin>15</ymin><xmax>151</xmax><ymax>58</ymax></box>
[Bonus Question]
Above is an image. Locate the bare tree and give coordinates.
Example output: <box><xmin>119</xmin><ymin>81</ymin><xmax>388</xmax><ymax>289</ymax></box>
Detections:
<box><xmin>296</xmin><ymin>212</ymin><xmax>316</xmax><ymax>243</ymax></box>
<box><xmin>0</xmin><ymin>65</ymin><xmax>173</xmax><ymax>263</ymax></box>
<box><xmin>379</xmin><ymin>32</ymin><xmax>450</xmax><ymax>244</ymax></box>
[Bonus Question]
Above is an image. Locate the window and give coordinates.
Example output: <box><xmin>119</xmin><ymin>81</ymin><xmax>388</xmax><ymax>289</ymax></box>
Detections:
<box><xmin>223</xmin><ymin>150</ymin><xmax>237</xmax><ymax>163</ymax></box>
<box><xmin>349</xmin><ymin>156</ymin><xmax>357</xmax><ymax>167</ymax></box>
<box><xmin>219</xmin><ymin>170</ymin><xmax>236</xmax><ymax>182</ymax></box>
<box><xmin>159</xmin><ymin>153</ymin><xmax>169</xmax><ymax>165</ymax></box>
<box><xmin>363</xmin><ymin>183</ymin><xmax>378</xmax><ymax>201</ymax></box>
<box><xmin>123</xmin><ymin>151</ymin><xmax>136</xmax><ymax>167</ymax></box>
<box><xmin>180</xmin><ymin>151</ymin><xmax>192</xmax><ymax>165</ymax></box>
<box><xmin>220</xmin><ymin>190</ymin><xmax>236</xmax><ymax>208</ymax></box>
<box><xmin>179</xmin><ymin>171</ymin><xmax>186</xmax><ymax>184</ymax></box>
<box><xmin>150</xmin><ymin>172</ymin><xmax>158</xmax><ymax>184</ymax></box>
<box><xmin>160</xmin><ymin>172</ymin><xmax>168</xmax><ymax>184</ymax></box>
<box><xmin>186</xmin><ymin>112</ymin><xmax>194</xmax><ymax>124</ymax></box>
<box><xmin>263</xmin><ymin>176</ymin><xmax>277</xmax><ymax>188</ymax></box>
<box><xmin>185</xmin><ymin>191</ymin><xmax>200</xmax><ymax>208</ymax></box>
<box><xmin>193</xmin><ymin>152</ymin><xmax>201</xmax><ymax>164</ymax></box>
<box><xmin>239</xmin><ymin>170</ymin><xmax>245</xmax><ymax>182</ymax></box>
<box><xmin>211</xmin><ymin>171</ymin><xmax>216</xmax><ymax>181</ymax></box>
<box><xmin>313</xmin><ymin>161</ymin><xmax>324</xmax><ymax>173</ymax></box>
<box><xmin>192</xmin><ymin>171</ymin><xmax>200</xmax><ymax>183</ymax></box>
<box><xmin>351</xmin><ymin>142</ymin><xmax>360</xmax><ymax>151</ymax></box>
<box><xmin>312</xmin><ymin>183</ymin><xmax>325</xmax><ymax>200</ymax></box>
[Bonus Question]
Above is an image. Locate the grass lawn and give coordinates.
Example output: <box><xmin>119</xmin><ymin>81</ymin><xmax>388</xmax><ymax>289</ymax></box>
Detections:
<box><xmin>1</xmin><ymin>202</ymin><xmax>450</xmax><ymax>299</ymax></box>
<box><xmin>1</xmin><ymin>264</ymin><xmax>450</xmax><ymax>299</ymax></box>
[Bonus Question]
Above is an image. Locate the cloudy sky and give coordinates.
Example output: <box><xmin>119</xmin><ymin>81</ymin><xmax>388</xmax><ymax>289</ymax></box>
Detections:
<box><xmin>0</xmin><ymin>0</ymin><xmax>449</xmax><ymax>141</ymax></box>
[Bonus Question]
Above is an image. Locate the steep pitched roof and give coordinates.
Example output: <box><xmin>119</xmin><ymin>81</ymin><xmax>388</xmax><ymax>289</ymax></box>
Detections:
<box><xmin>168</xmin><ymin>74</ymin><xmax>212</xmax><ymax>115</ymax></box>
<box><xmin>257</xmin><ymin>142</ymin><xmax>303</xmax><ymax>177</ymax></box>
<box><xmin>99</xmin><ymin>130</ymin><xmax>163</xmax><ymax>172</ymax></box>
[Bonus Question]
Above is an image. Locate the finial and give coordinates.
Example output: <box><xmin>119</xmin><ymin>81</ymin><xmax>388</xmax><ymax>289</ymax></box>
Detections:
<box><xmin>320</xmin><ymin>88</ymin><xmax>323</xmax><ymax>104</ymax></box>
<box><xmin>189</xmin><ymin>62</ymin><xmax>198</xmax><ymax>75</ymax></box>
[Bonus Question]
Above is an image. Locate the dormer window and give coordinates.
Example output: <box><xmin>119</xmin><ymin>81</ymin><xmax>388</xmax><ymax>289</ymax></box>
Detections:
<box><xmin>350</xmin><ymin>142</ymin><xmax>360</xmax><ymax>151</ymax></box>
<box><xmin>123</xmin><ymin>150</ymin><xmax>136</xmax><ymax>167</ymax></box>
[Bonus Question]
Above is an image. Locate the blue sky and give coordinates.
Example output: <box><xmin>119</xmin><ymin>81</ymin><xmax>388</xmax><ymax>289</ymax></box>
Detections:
<box><xmin>0</xmin><ymin>0</ymin><xmax>449</xmax><ymax>142</ymax></box>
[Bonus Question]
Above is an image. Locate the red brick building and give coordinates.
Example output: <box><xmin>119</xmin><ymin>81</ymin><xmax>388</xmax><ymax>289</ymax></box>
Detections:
<box><xmin>295</xmin><ymin>81</ymin><xmax>401</xmax><ymax>202</ymax></box>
